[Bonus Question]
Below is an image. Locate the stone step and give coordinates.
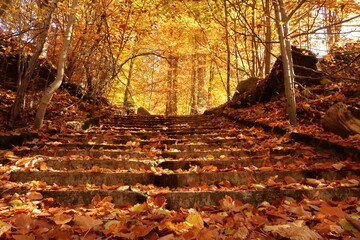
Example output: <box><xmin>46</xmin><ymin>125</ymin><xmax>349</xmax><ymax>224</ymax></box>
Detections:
<box><xmin>7</xmin><ymin>154</ymin><xmax>342</xmax><ymax>171</ymax></box>
<box><xmin>157</xmin><ymin>157</ymin><xmax>342</xmax><ymax>170</ymax></box>
<box><xmin>44</xmin><ymin>159</ymin><xmax>155</xmax><ymax>170</ymax></box>
<box><xmin>14</xmin><ymin>148</ymin><xmax>306</xmax><ymax>159</ymax></box>
<box><xmin>4</xmin><ymin>171</ymin><xmax>154</xmax><ymax>186</ymax></box>
<box><xmin>3</xmin><ymin>169</ymin><xmax>358</xmax><ymax>187</ymax></box>
<box><xmin>25</xmin><ymin>141</ymin><xmax>254</xmax><ymax>151</ymax></box>
<box><xmin>58</xmin><ymin>132</ymin><xmax>229</xmax><ymax>140</ymax></box>
<box><xmin>155</xmin><ymin>169</ymin><xmax>360</xmax><ymax>188</ymax></box>
<box><xmin>1</xmin><ymin>187</ymin><xmax>357</xmax><ymax>209</ymax></box>
<box><xmin>163</xmin><ymin>187</ymin><xmax>360</xmax><ymax>209</ymax></box>
<box><xmin>14</xmin><ymin>150</ymin><xmax>151</xmax><ymax>158</ymax></box>
<box><xmin>1</xmin><ymin>189</ymin><xmax>147</xmax><ymax>206</ymax></box>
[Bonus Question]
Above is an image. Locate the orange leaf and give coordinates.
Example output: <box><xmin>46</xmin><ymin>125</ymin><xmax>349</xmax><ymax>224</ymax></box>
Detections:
<box><xmin>26</xmin><ymin>192</ymin><xmax>43</xmax><ymax>201</ymax></box>
<box><xmin>53</xmin><ymin>214</ymin><xmax>73</xmax><ymax>225</ymax></box>
<box><xmin>320</xmin><ymin>205</ymin><xmax>346</xmax><ymax>218</ymax></box>
<box><xmin>74</xmin><ymin>215</ymin><xmax>103</xmax><ymax>232</ymax></box>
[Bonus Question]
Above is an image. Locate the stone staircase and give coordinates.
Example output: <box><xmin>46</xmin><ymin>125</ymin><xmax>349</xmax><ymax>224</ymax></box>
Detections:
<box><xmin>1</xmin><ymin>115</ymin><xmax>359</xmax><ymax>209</ymax></box>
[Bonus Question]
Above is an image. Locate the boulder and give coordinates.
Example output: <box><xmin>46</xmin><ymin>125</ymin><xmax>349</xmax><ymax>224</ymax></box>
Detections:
<box><xmin>231</xmin><ymin>46</ymin><xmax>323</xmax><ymax>106</ymax></box>
<box><xmin>232</xmin><ymin>77</ymin><xmax>260</xmax><ymax>101</ymax></box>
<box><xmin>137</xmin><ymin>107</ymin><xmax>151</xmax><ymax>115</ymax></box>
<box><xmin>322</xmin><ymin>102</ymin><xmax>360</xmax><ymax>137</ymax></box>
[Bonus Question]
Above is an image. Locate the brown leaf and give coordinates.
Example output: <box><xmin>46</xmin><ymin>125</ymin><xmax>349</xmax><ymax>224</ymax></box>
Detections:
<box><xmin>26</xmin><ymin>192</ymin><xmax>43</xmax><ymax>201</ymax></box>
<box><xmin>12</xmin><ymin>235</ymin><xmax>35</xmax><ymax>240</ymax></box>
<box><xmin>284</xmin><ymin>175</ymin><xmax>297</xmax><ymax>184</ymax></box>
<box><xmin>320</xmin><ymin>205</ymin><xmax>346</xmax><ymax>218</ymax></box>
<box><xmin>53</xmin><ymin>214</ymin><xmax>72</xmax><ymax>225</ymax></box>
<box><xmin>74</xmin><ymin>215</ymin><xmax>103</xmax><ymax>232</ymax></box>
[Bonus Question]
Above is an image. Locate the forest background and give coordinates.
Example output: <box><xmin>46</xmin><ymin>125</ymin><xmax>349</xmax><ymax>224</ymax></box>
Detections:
<box><xmin>1</xmin><ymin>0</ymin><xmax>360</xmax><ymax>124</ymax></box>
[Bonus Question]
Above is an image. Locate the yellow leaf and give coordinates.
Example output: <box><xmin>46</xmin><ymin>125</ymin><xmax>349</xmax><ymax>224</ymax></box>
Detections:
<box><xmin>0</xmin><ymin>221</ymin><xmax>11</xmax><ymax>236</ymax></box>
<box><xmin>225</xmin><ymin>228</ymin><xmax>235</xmax><ymax>235</ymax></box>
<box><xmin>130</xmin><ymin>203</ymin><xmax>146</xmax><ymax>212</ymax></box>
<box><xmin>332</xmin><ymin>162</ymin><xmax>345</xmax><ymax>170</ymax></box>
<box><xmin>104</xmin><ymin>220</ymin><xmax>120</xmax><ymax>230</ymax></box>
<box><xmin>9</xmin><ymin>200</ymin><xmax>23</xmax><ymax>207</ymax></box>
<box><xmin>4</xmin><ymin>151</ymin><xmax>14</xmax><ymax>157</ymax></box>
<box><xmin>339</xmin><ymin>219</ymin><xmax>358</xmax><ymax>233</ymax></box>
<box><xmin>185</xmin><ymin>212</ymin><xmax>204</xmax><ymax>228</ymax></box>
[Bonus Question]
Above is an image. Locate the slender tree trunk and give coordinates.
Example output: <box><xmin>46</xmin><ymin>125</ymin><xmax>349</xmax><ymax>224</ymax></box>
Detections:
<box><xmin>124</xmin><ymin>58</ymin><xmax>135</xmax><ymax>110</ymax></box>
<box><xmin>34</xmin><ymin>0</ymin><xmax>78</xmax><ymax>129</ymax></box>
<box><xmin>190</xmin><ymin>54</ymin><xmax>197</xmax><ymax>114</ymax></box>
<box><xmin>224</xmin><ymin>0</ymin><xmax>231</xmax><ymax>101</ymax></box>
<box><xmin>8</xmin><ymin>0</ymin><xmax>58</xmax><ymax>128</ymax></box>
<box><xmin>274</xmin><ymin>0</ymin><xmax>297</xmax><ymax>126</ymax></box>
<box><xmin>264</xmin><ymin>0</ymin><xmax>272</xmax><ymax>77</ymax></box>
<box><xmin>166</xmin><ymin>56</ymin><xmax>178</xmax><ymax>115</ymax></box>
<box><xmin>197</xmin><ymin>54</ymin><xmax>207</xmax><ymax>113</ymax></box>
<box><xmin>208</xmin><ymin>59</ymin><xmax>215</xmax><ymax>108</ymax></box>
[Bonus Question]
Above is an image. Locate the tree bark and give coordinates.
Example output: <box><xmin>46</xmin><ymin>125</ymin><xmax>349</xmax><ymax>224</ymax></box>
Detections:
<box><xmin>224</xmin><ymin>0</ymin><xmax>231</xmax><ymax>101</ymax></box>
<box><xmin>190</xmin><ymin>54</ymin><xmax>197</xmax><ymax>114</ymax></box>
<box><xmin>124</xmin><ymin>58</ymin><xmax>135</xmax><ymax>111</ymax></box>
<box><xmin>34</xmin><ymin>0</ymin><xmax>78</xmax><ymax>129</ymax></box>
<box><xmin>8</xmin><ymin>0</ymin><xmax>58</xmax><ymax>128</ymax></box>
<box><xmin>197</xmin><ymin>54</ymin><xmax>207</xmax><ymax>114</ymax></box>
<box><xmin>264</xmin><ymin>0</ymin><xmax>272</xmax><ymax>77</ymax></box>
<box><xmin>166</xmin><ymin>56</ymin><xmax>178</xmax><ymax>115</ymax></box>
<box><xmin>274</xmin><ymin>0</ymin><xmax>297</xmax><ymax>126</ymax></box>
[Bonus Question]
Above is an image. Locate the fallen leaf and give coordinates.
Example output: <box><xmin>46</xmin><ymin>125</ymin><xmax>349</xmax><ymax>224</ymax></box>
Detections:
<box><xmin>339</xmin><ymin>218</ymin><xmax>359</xmax><ymax>233</ymax></box>
<box><xmin>26</xmin><ymin>192</ymin><xmax>43</xmax><ymax>201</ymax></box>
<box><xmin>186</xmin><ymin>212</ymin><xmax>204</xmax><ymax>228</ymax></box>
<box><xmin>74</xmin><ymin>215</ymin><xmax>103</xmax><ymax>232</ymax></box>
<box><xmin>53</xmin><ymin>214</ymin><xmax>73</xmax><ymax>225</ymax></box>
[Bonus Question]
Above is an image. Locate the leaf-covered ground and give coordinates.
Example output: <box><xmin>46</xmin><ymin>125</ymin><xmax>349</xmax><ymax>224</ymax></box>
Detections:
<box><xmin>0</xmin><ymin>54</ymin><xmax>359</xmax><ymax>239</ymax></box>
<box><xmin>0</xmin><ymin>192</ymin><xmax>359</xmax><ymax>239</ymax></box>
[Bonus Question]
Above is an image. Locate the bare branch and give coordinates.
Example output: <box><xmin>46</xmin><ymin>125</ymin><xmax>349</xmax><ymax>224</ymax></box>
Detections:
<box><xmin>291</xmin><ymin>14</ymin><xmax>360</xmax><ymax>38</ymax></box>
<box><xmin>287</xmin><ymin>0</ymin><xmax>307</xmax><ymax>21</ymax></box>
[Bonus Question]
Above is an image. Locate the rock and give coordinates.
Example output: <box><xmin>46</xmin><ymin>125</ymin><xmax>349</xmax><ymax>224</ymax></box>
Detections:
<box><xmin>232</xmin><ymin>77</ymin><xmax>260</xmax><ymax>101</ymax></box>
<box><xmin>231</xmin><ymin>46</ymin><xmax>322</xmax><ymax>106</ymax></box>
<box><xmin>322</xmin><ymin>102</ymin><xmax>360</xmax><ymax>137</ymax></box>
<box><xmin>137</xmin><ymin>107</ymin><xmax>151</xmax><ymax>115</ymax></box>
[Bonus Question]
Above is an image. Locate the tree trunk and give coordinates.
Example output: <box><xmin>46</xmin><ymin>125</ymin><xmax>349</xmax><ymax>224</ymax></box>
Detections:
<box><xmin>166</xmin><ymin>56</ymin><xmax>178</xmax><ymax>115</ymax></box>
<box><xmin>8</xmin><ymin>0</ymin><xmax>58</xmax><ymax>128</ymax></box>
<box><xmin>197</xmin><ymin>54</ymin><xmax>207</xmax><ymax>114</ymax></box>
<box><xmin>224</xmin><ymin>0</ymin><xmax>231</xmax><ymax>101</ymax></box>
<box><xmin>124</xmin><ymin>58</ymin><xmax>135</xmax><ymax>111</ymax></box>
<box><xmin>208</xmin><ymin>59</ymin><xmax>215</xmax><ymax>108</ymax></box>
<box><xmin>274</xmin><ymin>0</ymin><xmax>297</xmax><ymax>126</ymax></box>
<box><xmin>264</xmin><ymin>0</ymin><xmax>272</xmax><ymax>77</ymax></box>
<box><xmin>190</xmin><ymin>54</ymin><xmax>197</xmax><ymax>114</ymax></box>
<box><xmin>34</xmin><ymin>0</ymin><xmax>78</xmax><ymax>129</ymax></box>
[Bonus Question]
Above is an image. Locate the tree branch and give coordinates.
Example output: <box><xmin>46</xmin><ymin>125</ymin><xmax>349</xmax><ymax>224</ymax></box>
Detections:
<box><xmin>291</xmin><ymin>14</ymin><xmax>360</xmax><ymax>38</ymax></box>
<box><xmin>118</xmin><ymin>52</ymin><xmax>167</xmax><ymax>70</ymax></box>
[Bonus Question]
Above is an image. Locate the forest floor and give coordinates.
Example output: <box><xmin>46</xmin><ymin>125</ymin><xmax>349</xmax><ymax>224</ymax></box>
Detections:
<box><xmin>0</xmin><ymin>56</ymin><xmax>359</xmax><ymax>239</ymax></box>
